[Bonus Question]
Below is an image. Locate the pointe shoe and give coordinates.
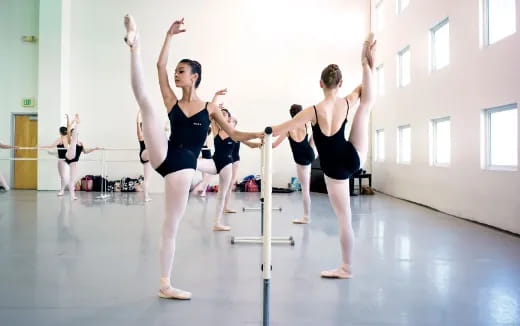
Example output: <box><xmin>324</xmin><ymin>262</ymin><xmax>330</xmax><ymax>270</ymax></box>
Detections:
<box><xmin>362</xmin><ymin>33</ymin><xmax>376</xmax><ymax>69</ymax></box>
<box><xmin>224</xmin><ymin>208</ymin><xmax>236</xmax><ymax>214</ymax></box>
<box><xmin>145</xmin><ymin>196</ymin><xmax>152</xmax><ymax>202</ymax></box>
<box><xmin>320</xmin><ymin>265</ymin><xmax>352</xmax><ymax>279</ymax></box>
<box><xmin>158</xmin><ymin>286</ymin><xmax>192</xmax><ymax>300</ymax></box>
<box><xmin>123</xmin><ymin>14</ymin><xmax>137</xmax><ymax>47</ymax></box>
<box><xmin>292</xmin><ymin>217</ymin><xmax>310</xmax><ymax>224</ymax></box>
<box><xmin>57</xmin><ymin>191</ymin><xmax>64</xmax><ymax>196</ymax></box>
<box><xmin>213</xmin><ymin>224</ymin><xmax>231</xmax><ymax>231</ymax></box>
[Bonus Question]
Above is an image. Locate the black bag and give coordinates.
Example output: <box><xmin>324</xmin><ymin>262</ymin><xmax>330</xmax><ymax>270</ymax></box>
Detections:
<box><xmin>121</xmin><ymin>177</ymin><xmax>138</xmax><ymax>192</ymax></box>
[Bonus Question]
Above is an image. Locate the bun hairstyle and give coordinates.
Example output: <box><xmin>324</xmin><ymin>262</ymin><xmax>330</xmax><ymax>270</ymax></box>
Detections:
<box><xmin>289</xmin><ymin>104</ymin><xmax>303</xmax><ymax>118</ymax></box>
<box><xmin>220</xmin><ymin>108</ymin><xmax>231</xmax><ymax>117</ymax></box>
<box><xmin>321</xmin><ymin>64</ymin><xmax>342</xmax><ymax>88</ymax></box>
<box><xmin>59</xmin><ymin>126</ymin><xmax>67</xmax><ymax>136</ymax></box>
<box><xmin>179</xmin><ymin>59</ymin><xmax>202</xmax><ymax>88</ymax></box>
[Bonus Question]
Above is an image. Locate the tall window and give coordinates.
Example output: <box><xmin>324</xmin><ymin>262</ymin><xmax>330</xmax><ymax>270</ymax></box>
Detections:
<box><xmin>397</xmin><ymin>0</ymin><xmax>410</xmax><ymax>13</ymax></box>
<box><xmin>376</xmin><ymin>64</ymin><xmax>385</xmax><ymax>96</ymax></box>
<box><xmin>375</xmin><ymin>0</ymin><xmax>384</xmax><ymax>32</ymax></box>
<box><xmin>375</xmin><ymin>129</ymin><xmax>385</xmax><ymax>162</ymax></box>
<box><xmin>483</xmin><ymin>104</ymin><xmax>518</xmax><ymax>169</ymax></box>
<box><xmin>484</xmin><ymin>0</ymin><xmax>516</xmax><ymax>45</ymax></box>
<box><xmin>430</xmin><ymin>117</ymin><xmax>451</xmax><ymax>166</ymax></box>
<box><xmin>430</xmin><ymin>18</ymin><xmax>450</xmax><ymax>71</ymax></box>
<box><xmin>397</xmin><ymin>46</ymin><xmax>411</xmax><ymax>87</ymax></box>
<box><xmin>397</xmin><ymin>125</ymin><xmax>411</xmax><ymax>164</ymax></box>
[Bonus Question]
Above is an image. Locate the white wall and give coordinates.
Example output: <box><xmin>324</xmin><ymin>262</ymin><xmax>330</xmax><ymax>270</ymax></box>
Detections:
<box><xmin>371</xmin><ymin>0</ymin><xmax>520</xmax><ymax>233</ymax></box>
<box><xmin>0</xmin><ymin>0</ymin><xmax>39</xmax><ymax>187</ymax></box>
<box><xmin>54</xmin><ymin>0</ymin><xmax>369</xmax><ymax>191</ymax></box>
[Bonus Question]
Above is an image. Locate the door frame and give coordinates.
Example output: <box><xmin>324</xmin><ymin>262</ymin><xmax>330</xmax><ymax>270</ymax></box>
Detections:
<box><xmin>10</xmin><ymin>113</ymin><xmax>38</xmax><ymax>188</ymax></box>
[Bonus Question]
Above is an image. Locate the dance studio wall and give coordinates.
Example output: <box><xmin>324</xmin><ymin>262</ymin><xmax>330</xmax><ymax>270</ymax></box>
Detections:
<box><xmin>370</xmin><ymin>0</ymin><xmax>520</xmax><ymax>233</ymax></box>
<box><xmin>0</xmin><ymin>0</ymin><xmax>39</xmax><ymax>186</ymax></box>
<box><xmin>30</xmin><ymin>0</ymin><xmax>370</xmax><ymax>192</ymax></box>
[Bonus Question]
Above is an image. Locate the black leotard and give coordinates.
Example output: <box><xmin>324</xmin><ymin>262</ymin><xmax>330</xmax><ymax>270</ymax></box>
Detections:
<box><xmin>288</xmin><ymin>128</ymin><xmax>315</xmax><ymax>166</ymax></box>
<box><xmin>65</xmin><ymin>144</ymin><xmax>83</xmax><ymax>165</ymax></box>
<box><xmin>155</xmin><ymin>101</ymin><xmax>211</xmax><ymax>177</ymax></box>
<box><xmin>212</xmin><ymin>134</ymin><xmax>235</xmax><ymax>173</ymax></box>
<box><xmin>57</xmin><ymin>144</ymin><xmax>67</xmax><ymax>160</ymax></box>
<box><xmin>139</xmin><ymin>140</ymin><xmax>149</xmax><ymax>164</ymax></box>
<box><xmin>311</xmin><ymin>101</ymin><xmax>360</xmax><ymax>180</ymax></box>
<box><xmin>231</xmin><ymin>141</ymin><xmax>240</xmax><ymax>163</ymax></box>
<box><xmin>201</xmin><ymin>145</ymin><xmax>212</xmax><ymax>159</ymax></box>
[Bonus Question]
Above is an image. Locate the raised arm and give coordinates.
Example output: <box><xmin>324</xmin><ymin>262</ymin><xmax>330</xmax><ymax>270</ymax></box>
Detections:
<box><xmin>271</xmin><ymin>106</ymin><xmax>315</xmax><ymax>137</ymax></box>
<box><xmin>208</xmin><ymin>103</ymin><xmax>262</xmax><ymax>142</ymax></box>
<box><xmin>211</xmin><ymin>88</ymin><xmax>227</xmax><ymax>104</ymax></box>
<box><xmin>272</xmin><ymin>133</ymin><xmax>288</xmax><ymax>148</ymax></box>
<box><xmin>157</xmin><ymin>18</ymin><xmax>186</xmax><ymax>111</ymax></box>
<box><xmin>345</xmin><ymin>84</ymin><xmax>362</xmax><ymax>108</ymax></box>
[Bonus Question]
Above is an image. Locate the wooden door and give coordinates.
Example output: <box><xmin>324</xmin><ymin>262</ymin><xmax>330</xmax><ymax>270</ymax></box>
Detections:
<box><xmin>14</xmin><ymin>115</ymin><xmax>38</xmax><ymax>189</ymax></box>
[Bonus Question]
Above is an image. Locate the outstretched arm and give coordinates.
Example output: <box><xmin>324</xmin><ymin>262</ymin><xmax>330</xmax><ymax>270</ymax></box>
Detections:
<box><xmin>208</xmin><ymin>103</ymin><xmax>262</xmax><ymax>142</ymax></box>
<box><xmin>157</xmin><ymin>18</ymin><xmax>186</xmax><ymax>111</ymax></box>
<box><xmin>242</xmin><ymin>140</ymin><xmax>262</xmax><ymax>148</ymax></box>
<box><xmin>83</xmin><ymin>146</ymin><xmax>101</xmax><ymax>154</ymax></box>
<box><xmin>271</xmin><ymin>107</ymin><xmax>314</xmax><ymax>137</ymax></box>
<box><xmin>272</xmin><ymin>133</ymin><xmax>288</xmax><ymax>148</ymax></box>
<box><xmin>37</xmin><ymin>137</ymin><xmax>61</xmax><ymax>149</ymax></box>
<box><xmin>0</xmin><ymin>142</ymin><xmax>18</xmax><ymax>149</ymax></box>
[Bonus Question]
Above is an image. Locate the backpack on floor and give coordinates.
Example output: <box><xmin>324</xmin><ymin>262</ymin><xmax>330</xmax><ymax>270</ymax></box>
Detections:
<box><xmin>81</xmin><ymin>176</ymin><xmax>94</xmax><ymax>192</ymax></box>
<box><xmin>245</xmin><ymin>179</ymin><xmax>259</xmax><ymax>192</ymax></box>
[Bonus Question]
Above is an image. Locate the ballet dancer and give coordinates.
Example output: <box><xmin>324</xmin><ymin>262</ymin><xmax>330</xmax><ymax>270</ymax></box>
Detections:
<box><xmin>123</xmin><ymin>15</ymin><xmax>261</xmax><ymax>299</ymax></box>
<box><xmin>271</xmin><ymin>33</ymin><xmax>375</xmax><ymax>279</ymax></box>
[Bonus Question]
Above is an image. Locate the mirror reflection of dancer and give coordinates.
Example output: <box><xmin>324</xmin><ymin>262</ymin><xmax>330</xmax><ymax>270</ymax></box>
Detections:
<box><xmin>0</xmin><ymin>142</ymin><xmax>18</xmax><ymax>191</ymax></box>
<box><xmin>273</xmin><ymin>104</ymin><xmax>317</xmax><ymax>224</ymax></box>
<box><xmin>123</xmin><ymin>15</ymin><xmax>261</xmax><ymax>299</ymax></box>
<box><xmin>271</xmin><ymin>33</ymin><xmax>376</xmax><ymax>279</ymax></box>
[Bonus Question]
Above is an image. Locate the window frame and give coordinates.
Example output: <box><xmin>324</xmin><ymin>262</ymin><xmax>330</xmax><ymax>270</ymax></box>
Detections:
<box><xmin>483</xmin><ymin>103</ymin><xmax>518</xmax><ymax>170</ymax></box>
<box><xmin>430</xmin><ymin>17</ymin><xmax>450</xmax><ymax>72</ymax></box>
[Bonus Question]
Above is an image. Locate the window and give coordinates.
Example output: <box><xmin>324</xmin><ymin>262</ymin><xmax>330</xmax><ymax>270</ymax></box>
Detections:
<box><xmin>430</xmin><ymin>18</ymin><xmax>450</xmax><ymax>71</ymax></box>
<box><xmin>376</xmin><ymin>64</ymin><xmax>385</xmax><ymax>96</ymax></box>
<box><xmin>375</xmin><ymin>1</ymin><xmax>384</xmax><ymax>32</ymax></box>
<box><xmin>397</xmin><ymin>46</ymin><xmax>411</xmax><ymax>87</ymax></box>
<box><xmin>397</xmin><ymin>0</ymin><xmax>410</xmax><ymax>13</ymax></box>
<box><xmin>397</xmin><ymin>125</ymin><xmax>411</xmax><ymax>164</ymax></box>
<box><xmin>430</xmin><ymin>117</ymin><xmax>451</xmax><ymax>166</ymax></box>
<box><xmin>483</xmin><ymin>104</ymin><xmax>518</xmax><ymax>169</ymax></box>
<box><xmin>375</xmin><ymin>129</ymin><xmax>385</xmax><ymax>161</ymax></box>
<box><xmin>484</xmin><ymin>0</ymin><xmax>516</xmax><ymax>45</ymax></box>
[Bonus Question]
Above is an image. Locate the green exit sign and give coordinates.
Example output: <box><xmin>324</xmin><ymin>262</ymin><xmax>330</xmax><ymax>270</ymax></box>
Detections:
<box><xmin>22</xmin><ymin>98</ymin><xmax>35</xmax><ymax>107</ymax></box>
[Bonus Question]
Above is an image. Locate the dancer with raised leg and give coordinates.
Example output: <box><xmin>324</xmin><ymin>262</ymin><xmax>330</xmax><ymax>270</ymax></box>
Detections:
<box><xmin>123</xmin><ymin>15</ymin><xmax>261</xmax><ymax>299</ymax></box>
<box><xmin>271</xmin><ymin>33</ymin><xmax>375</xmax><ymax>279</ymax></box>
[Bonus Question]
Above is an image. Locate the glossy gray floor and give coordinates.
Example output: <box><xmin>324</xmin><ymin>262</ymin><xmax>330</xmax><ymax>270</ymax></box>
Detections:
<box><xmin>0</xmin><ymin>190</ymin><xmax>519</xmax><ymax>326</ymax></box>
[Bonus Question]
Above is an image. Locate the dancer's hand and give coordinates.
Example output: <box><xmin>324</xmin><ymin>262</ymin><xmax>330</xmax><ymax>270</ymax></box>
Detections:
<box><xmin>167</xmin><ymin>18</ymin><xmax>186</xmax><ymax>36</ymax></box>
<box><xmin>215</xmin><ymin>88</ymin><xmax>228</xmax><ymax>96</ymax></box>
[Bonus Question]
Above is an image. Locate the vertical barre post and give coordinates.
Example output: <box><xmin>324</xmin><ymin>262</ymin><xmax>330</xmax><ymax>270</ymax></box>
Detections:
<box><xmin>262</xmin><ymin>126</ymin><xmax>273</xmax><ymax>326</ymax></box>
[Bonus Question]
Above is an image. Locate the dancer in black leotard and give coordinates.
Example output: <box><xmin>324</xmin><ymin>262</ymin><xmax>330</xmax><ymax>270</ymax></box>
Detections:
<box><xmin>39</xmin><ymin>125</ymin><xmax>70</xmax><ymax>196</ymax></box>
<box><xmin>273</xmin><ymin>104</ymin><xmax>316</xmax><ymax>224</ymax></box>
<box><xmin>272</xmin><ymin>33</ymin><xmax>376</xmax><ymax>279</ymax></box>
<box><xmin>63</xmin><ymin>114</ymin><xmax>100</xmax><ymax>200</ymax></box>
<box><xmin>123</xmin><ymin>15</ymin><xmax>261</xmax><ymax>299</ymax></box>
<box><xmin>137</xmin><ymin>111</ymin><xmax>152</xmax><ymax>201</ymax></box>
